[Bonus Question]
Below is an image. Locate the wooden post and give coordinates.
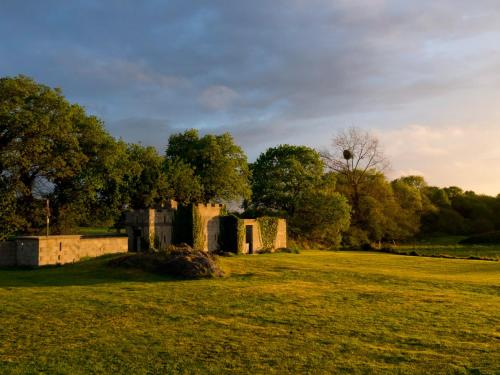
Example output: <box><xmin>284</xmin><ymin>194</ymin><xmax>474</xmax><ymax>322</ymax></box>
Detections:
<box><xmin>46</xmin><ymin>199</ymin><xmax>50</xmax><ymax>237</ymax></box>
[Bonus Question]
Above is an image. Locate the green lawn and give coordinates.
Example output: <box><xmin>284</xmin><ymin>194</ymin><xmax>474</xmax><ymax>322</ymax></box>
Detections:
<box><xmin>0</xmin><ymin>251</ymin><xmax>498</xmax><ymax>374</ymax></box>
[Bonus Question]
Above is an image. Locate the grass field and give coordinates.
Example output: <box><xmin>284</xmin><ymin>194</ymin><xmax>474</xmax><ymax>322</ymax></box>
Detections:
<box><xmin>391</xmin><ymin>236</ymin><xmax>500</xmax><ymax>260</ymax></box>
<box><xmin>0</xmin><ymin>251</ymin><xmax>498</xmax><ymax>374</ymax></box>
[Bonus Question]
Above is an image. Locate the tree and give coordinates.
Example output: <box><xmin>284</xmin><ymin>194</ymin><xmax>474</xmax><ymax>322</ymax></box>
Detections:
<box><xmin>0</xmin><ymin>75</ymin><xmax>135</xmax><ymax>235</ymax></box>
<box><xmin>0</xmin><ymin>75</ymin><xmax>88</xmax><ymax>234</ymax></box>
<box><xmin>165</xmin><ymin>129</ymin><xmax>250</xmax><ymax>202</ymax></box>
<box><xmin>321</xmin><ymin>127</ymin><xmax>389</xmax><ymax>226</ymax></box>
<box><xmin>124</xmin><ymin>144</ymin><xmax>171</xmax><ymax>209</ymax></box>
<box><xmin>163</xmin><ymin>157</ymin><xmax>202</xmax><ymax>204</ymax></box>
<box><xmin>290</xmin><ymin>173</ymin><xmax>351</xmax><ymax>246</ymax></box>
<box><xmin>249</xmin><ymin>145</ymin><xmax>325</xmax><ymax>216</ymax></box>
<box><xmin>249</xmin><ymin>145</ymin><xmax>351</xmax><ymax>245</ymax></box>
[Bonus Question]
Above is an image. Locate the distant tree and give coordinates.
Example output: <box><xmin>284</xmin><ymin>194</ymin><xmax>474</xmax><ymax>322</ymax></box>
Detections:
<box><xmin>165</xmin><ymin>129</ymin><xmax>250</xmax><ymax>202</ymax></box>
<box><xmin>321</xmin><ymin>127</ymin><xmax>389</xmax><ymax>226</ymax></box>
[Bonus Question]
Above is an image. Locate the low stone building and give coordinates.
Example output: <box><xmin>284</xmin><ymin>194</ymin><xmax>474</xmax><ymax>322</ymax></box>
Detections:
<box><xmin>0</xmin><ymin>235</ymin><xmax>128</xmax><ymax>267</ymax></box>
<box><xmin>125</xmin><ymin>201</ymin><xmax>287</xmax><ymax>254</ymax></box>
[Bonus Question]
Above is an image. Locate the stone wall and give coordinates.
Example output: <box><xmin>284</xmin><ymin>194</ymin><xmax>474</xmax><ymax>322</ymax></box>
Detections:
<box><xmin>274</xmin><ymin>219</ymin><xmax>287</xmax><ymax>249</ymax></box>
<box><xmin>240</xmin><ymin>218</ymin><xmax>287</xmax><ymax>254</ymax></box>
<box><xmin>196</xmin><ymin>204</ymin><xmax>223</xmax><ymax>252</ymax></box>
<box><xmin>4</xmin><ymin>235</ymin><xmax>128</xmax><ymax>267</ymax></box>
<box><xmin>0</xmin><ymin>241</ymin><xmax>17</xmax><ymax>267</ymax></box>
<box><xmin>16</xmin><ymin>238</ymin><xmax>39</xmax><ymax>266</ymax></box>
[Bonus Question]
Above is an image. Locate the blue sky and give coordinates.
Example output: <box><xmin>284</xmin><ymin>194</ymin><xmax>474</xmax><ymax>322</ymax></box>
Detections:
<box><xmin>1</xmin><ymin>1</ymin><xmax>500</xmax><ymax>194</ymax></box>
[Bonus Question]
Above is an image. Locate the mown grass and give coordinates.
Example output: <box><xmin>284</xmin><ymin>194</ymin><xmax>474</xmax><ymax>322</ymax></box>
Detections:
<box><xmin>0</xmin><ymin>251</ymin><xmax>498</xmax><ymax>374</ymax></box>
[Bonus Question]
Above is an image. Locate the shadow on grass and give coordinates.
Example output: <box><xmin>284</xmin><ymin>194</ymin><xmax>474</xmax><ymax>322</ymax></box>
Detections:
<box><xmin>0</xmin><ymin>254</ymin><xmax>177</xmax><ymax>288</ymax></box>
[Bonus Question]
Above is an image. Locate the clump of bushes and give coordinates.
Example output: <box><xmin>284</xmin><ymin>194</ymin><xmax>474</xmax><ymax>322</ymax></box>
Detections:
<box><xmin>459</xmin><ymin>231</ymin><xmax>500</xmax><ymax>245</ymax></box>
<box><xmin>108</xmin><ymin>243</ymin><xmax>223</xmax><ymax>278</ymax></box>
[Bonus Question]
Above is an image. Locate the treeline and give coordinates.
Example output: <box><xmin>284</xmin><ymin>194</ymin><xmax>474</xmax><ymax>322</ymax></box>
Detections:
<box><xmin>1</xmin><ymin>76</ymin><xmax>499</xmax><ymax>246</ymax></box>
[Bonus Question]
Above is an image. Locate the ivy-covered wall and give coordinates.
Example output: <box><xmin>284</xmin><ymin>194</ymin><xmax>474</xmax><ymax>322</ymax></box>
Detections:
<box><xmin>192</xmin><ymin>207</ymin><xmax>206</xmax><ymax>250</ymax></box>
<box><xmin>256</xmin><ymin>216</ymin><xmax>279</xmax><ymax>249</ymax></box>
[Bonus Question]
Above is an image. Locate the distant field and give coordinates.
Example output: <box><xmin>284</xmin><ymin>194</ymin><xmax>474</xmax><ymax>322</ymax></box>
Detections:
<box><xmin>391</xmin><ymin>236</ymin><xmax>500</xmax><ymax>260</ymax></box>
<box><xmin>0</xmin><ymin>251</ymin><xmax>498</xmax><ymax>374</ymax></box>
<box><xmin>77</xmin><ymin>227</ymin><xmax>124</xmax><ymax>236</ymax></box>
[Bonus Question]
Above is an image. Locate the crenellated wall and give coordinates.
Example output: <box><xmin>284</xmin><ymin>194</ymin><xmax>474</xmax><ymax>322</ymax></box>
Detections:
<box><xmin>195</xmin><ymin>203</ymin><xmax>223</xmax><ymax>252</ymax></box>
<box><xmin>125</xmin><ymin>201</ymin><xmax>287</xmax><ymax>254</ymax></box>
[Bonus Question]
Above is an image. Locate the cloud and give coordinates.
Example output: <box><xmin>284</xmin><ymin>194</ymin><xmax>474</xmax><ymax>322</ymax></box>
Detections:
<box><xmin>380</xmin><ymin>125</ymin><xmax>500</xmax><ymax>195</ymax></box>
<box><xmin>199</xmin><ymin>85</ymin><xmax>239</xmax><ymax>111</ymax></box>
<box><xmin>1</xmin><ymin>1</ymin><xmax>500</xmax><ymax>193</ymax></box>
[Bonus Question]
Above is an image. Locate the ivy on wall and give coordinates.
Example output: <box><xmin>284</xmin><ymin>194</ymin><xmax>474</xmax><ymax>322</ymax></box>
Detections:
<box><xmin>237</xmin><ymin>219</ymin><xmax>245</xmax><ymax>254</ymax></box>
<box><xmin>192</xmin><ymin>207</ymin><xmax>206</xmax><ymax>250</ymax></box>
<box><xmin>257</xmin><ymin>217</ymin><xmax>279</xmax><ymax>249</ymax></box>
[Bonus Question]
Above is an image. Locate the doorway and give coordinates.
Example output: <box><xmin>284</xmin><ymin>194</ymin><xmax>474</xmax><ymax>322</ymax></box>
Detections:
<box><xmin>245</xmin><ymin>225</ymin><xmax>253</xmax><ymax>254</ymax></box>
<box><xmin>133</xmin><ymin>229</ymin><xmax>141</xmax><ymax>252</ymax></box>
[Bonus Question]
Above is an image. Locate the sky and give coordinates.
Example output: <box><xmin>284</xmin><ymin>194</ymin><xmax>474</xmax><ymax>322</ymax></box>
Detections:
<box><xmin>1</xmin><ymin>0</ymin><xmax>500</xmax><ymax>195</ymax></box>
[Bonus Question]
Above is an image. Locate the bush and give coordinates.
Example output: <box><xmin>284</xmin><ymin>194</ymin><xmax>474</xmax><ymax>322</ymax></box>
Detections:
<box><xmin>109</xmin><ymin>244</ymin><xmax>223</xmax><ymax>278</ymax></box>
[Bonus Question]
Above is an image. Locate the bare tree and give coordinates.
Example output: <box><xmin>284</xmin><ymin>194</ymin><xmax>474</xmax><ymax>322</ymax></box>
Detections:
<box><xmin>321</xmin><ymin>127</ymin><xmax>389</xmax><ymax>222</ymax></box>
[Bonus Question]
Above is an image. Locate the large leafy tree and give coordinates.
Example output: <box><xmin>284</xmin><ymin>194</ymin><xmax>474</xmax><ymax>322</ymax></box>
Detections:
<box><xmin>124</xmin><ymin>144</ymin><xmax>171</xmax><ymax>209</ymax></box>
<box><xmin>0</xmin><ymin>75</ymin><xmax>135</xmax><ymax>235</ymax></box>
<box><xmin>0</xmin><ymin>75</ymin><xmax>88</xmax><ymax>234</ymax></box>
<box><xmin>165</xmin><ymin>129</ymin><xmax>250</xmax><ymax>202</ymax></box>
<box><xmin>250</xmin><ymin>145</ymin><xmax>351</xmax><ymax>245</ymax></box>
<box><xmin>250</xmin><ymin>145</ymin><xmax>325</xmax><ymax>215</ymax></box>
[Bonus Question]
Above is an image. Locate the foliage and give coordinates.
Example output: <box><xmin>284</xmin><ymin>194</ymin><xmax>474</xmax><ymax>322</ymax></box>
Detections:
<box><xmin>237</xmin><ymin>219</ymin><xmax>245</xmax><ymax>254</ymax></box>
<box><xmin>0</xmin><ymin>75</ymin><xmax>156</xmax><ymax>236</ymax></box>
<box><xmin>165</xmin><ymin>129</ymin><xmax>251</xmax><ymax>202</ymax></box>
<box><xmin>321</xmin><ymin>127</ymin><xmax>389</xmax><ymax>227</ymax></box>
<box><xmin>290</xmin><ymin>173</ymin><xmax>351</xmax><ymax>247</ymax></box>
<box><xmin>124</xmin><ymin>144</ymin><xmax>171</xmax><ymax>209</ymax></box>
<box><xmin>0</xmin><ymin>75</ymin><xmax>87</xmax><ymax>234</ymax></box>
<box><xmin>337</xmin><ymin>173</ymin><xmax>424</xmax><ymax>245</ymax></box>
<box><xmin>256</xmin><ymin>217</ymin><xmax>279</xmax><ymax>249</ymax></box>
<box><xmin>249</xmin><ymin>144</ymin><xmax>324</xmax><ymax>216</ymax></box>
<box><xmin>163</xmin><ymin>157</ymin><xmax>202</xmax><ymax>204</ymax></box>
